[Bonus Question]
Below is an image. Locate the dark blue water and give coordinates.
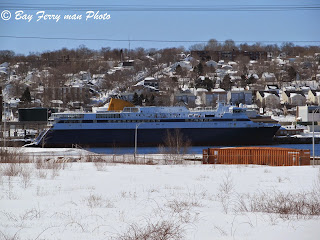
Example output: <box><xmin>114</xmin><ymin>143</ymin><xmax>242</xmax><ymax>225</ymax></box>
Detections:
<box><xmin>87</xmin><ymin>143</ymin><xmax>320</xmax><ymax>156</ymax></box>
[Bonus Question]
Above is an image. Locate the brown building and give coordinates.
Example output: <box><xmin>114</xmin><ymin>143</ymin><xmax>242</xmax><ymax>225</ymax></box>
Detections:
<box><xmin>44</xmin><ymin>86</ymin><xmax>90</xmax><ymax>105</ymax></box>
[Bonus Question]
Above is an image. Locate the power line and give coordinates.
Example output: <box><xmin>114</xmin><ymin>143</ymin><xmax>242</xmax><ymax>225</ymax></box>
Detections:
<box><xmin>0</xmin><ymin>4</ymin><xmax>320</xmax><ymax>11</ymax></box>
<box><xmin>0</xmin><ymin>35</ymin><xmax>319</xmax><ymax>44</ymax></box>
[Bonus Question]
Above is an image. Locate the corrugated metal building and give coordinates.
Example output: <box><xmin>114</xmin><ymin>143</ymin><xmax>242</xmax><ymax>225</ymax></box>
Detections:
<box><xmin>203</xmin><ymin>147</ymin><xmax>310</xmax><ymax>166</ymax></box>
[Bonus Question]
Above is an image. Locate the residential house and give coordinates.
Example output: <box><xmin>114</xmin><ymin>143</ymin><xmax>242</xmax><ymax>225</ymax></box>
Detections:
<box><xmin>297</xmin><ymin>106</ymin><xmax>320</xmax><ymax>122</ymax></box>
<box><xmin>282</xmin><ymin>91</ymin><xmax>306</xmax><ymax>106</ymax></box>
<box><xmin>227</xmin><ymin>88</ymin><xmax>252</xmax><ymax>105</ymax></box>
<box><xmin>265</xmin><ymin>84</ymin><xmax>280</xmax><ymax>94</ymax></box>
<box><xmin>256</xmin><ymin>91</ymin><xmax>281</xmax><ymax>108</ymax></box>
<box><xmin>171</xmin><ymin>91</ymin><xmax>196</xmax><ymax>108</ymax></box>
<box><xmin>261</xmin><ymin>72</ymin><xmax>277</xmax><ymax>83</ymax></box>
<box><xmin>308</xmin><ymin>90</ymin><xmax>320</xmax><ymax>105</ymax></box>
<box><xmin>202</xmin><ymin>88</ymin><xmax>227</xmax><ymax>107</ymax></box>
<box><xmin>206</xmin><ymin>60</ymin><xmax>218</xmax><ymax>68</ymax></box>
<box><xmin>133</xmin><ymin>77</ymin><xmax>159</xmax><ymax>92</ymax></box>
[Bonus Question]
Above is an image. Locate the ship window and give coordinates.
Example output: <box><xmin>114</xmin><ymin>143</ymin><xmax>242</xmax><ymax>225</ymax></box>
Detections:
<box><xmin>82</xmin><ymin>120</ymin><xmax>93</xmax><ymax>123</ymax></box>
<box><xmin>97</xmin><ymin>120</ymin><xmax>109</xmax><ymax>123</ymax></box>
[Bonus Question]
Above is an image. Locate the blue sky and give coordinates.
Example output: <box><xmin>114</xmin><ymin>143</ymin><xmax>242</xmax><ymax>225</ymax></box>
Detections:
<box><xmin>0</xmin><ymin>0</ymin><xmax>319</xmax><ymax>55</ymax></box>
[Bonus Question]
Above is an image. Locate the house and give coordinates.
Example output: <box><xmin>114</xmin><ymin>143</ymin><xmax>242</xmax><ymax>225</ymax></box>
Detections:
<box><xmin>265</xmin><ymin>84</ymin><xmax>280</xmax><ymax>94</ymax></box>
<box><xmin>206</xmin><ymin>60</ymin><xmax>218</xmax><ymax>68</ymax></box>
<box><xmin>297</xmin><ymin>106</ymin><xmax>320</xmax><ymax>122</ymax></box>
<box><xmin>134</xmin><ymin>77</ymin><xmax>159</xmax><ymax>91</ymax></box>
<box><xmin>50</xmin><ymin>100</ymin><xmax>63</xmax><ymax>109</ymax></box>
<box><xmin>261</xmin><ymin>72</ymin><xmax>276</xmax><ymax>83</ymax></box>
<box><xmin>282</xmin><ymin>91</ymin><xmax>306</xmax><ymax>106</ymax></box>
<box><xmin>171</xmin><ymin>91</ymin><xmax>196</xmax><ymax>108</ymax></box>
<box><xmin>256</xmin><ymin>91</ymin><xmax>280</xmax><ymax>109</ymax></box>
<box><xmin>120</xmin><ymin>92</ymin><xmax>136</xmax><ymax>102</ymax></box>
<box><xmin>144</xmin><ymin>77</ymin><xmax>159</xmax><ymax>89</ymax></box>
<box><xmin>227</xmin><ymin>88</ymin><xmax>252</xmax><ymax>105</ymax></box>
<box><xmin>308</xmin><ymin>90</ymin><xmax>320</xmax><ymax>105</ymax></box>
<box><xmin>202</xmin><ymin>88</ymin><xmax>227</xmax><ymax>107</ymax></box>
<box><xmin>176</xmin><ymin>61</ymin><xmax>192</xmax><ymax>70</ymax></box>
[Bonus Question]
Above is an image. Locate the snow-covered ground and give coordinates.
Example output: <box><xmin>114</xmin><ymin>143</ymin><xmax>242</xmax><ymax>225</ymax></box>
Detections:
<box><xmin>1</xmin><ymin>159</ymin><xmax>319</xmax><ymax>239</ymax></box>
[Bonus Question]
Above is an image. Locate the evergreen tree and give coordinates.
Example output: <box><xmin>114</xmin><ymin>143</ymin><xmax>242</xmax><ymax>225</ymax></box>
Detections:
<box><xmin>175</xmin><ymin>65</ymin><xmax>182</xmax><ymax>75</ymax></box>
<box><xmin>132</xmin><ymin>92</ymin><xmax>139</xmax><ymax>105</ymax></box>
<box><xmin>21</xmin><ymin>87</ymin><xmax>31</xmax><ymax>103</ymax></box>
<box><xmin>203</xmin><ymin>78</ymin><xmax>214</xmax><ymax>91</ymax></box>
<box><xmin>138</xmin><ymin>94</ymin><xmax>144</xmax><ymax>105</ymax></box>
<box><xmin>145</xmin><ymin>95</ymin><xmax>149</xmax><ymax>105</ymax></box>
<box><xmin>287</xmin><ymin>66</ymin><xmax>297</xmax><ymax>81</ymax></box>
<box><xmin>220</xmin><ymin>74</ymin><xmax>232</xmax><ymax>91</ymax></box>
<box><xmin>197</xmin><ymin>62</ymin><xmax>204</xmax><ymax>76</ymax></box>
<box><xmin>150</xmin><ymin>94</ymin><xmax>155</xmax><ymax>106</ymax></box>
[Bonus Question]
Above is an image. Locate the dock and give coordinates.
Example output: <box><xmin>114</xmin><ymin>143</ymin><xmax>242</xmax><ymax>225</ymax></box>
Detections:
<box><xmin>0</xmin><ymin>121</ymin><xmax>48</xmax><ymax>147</ymax></box>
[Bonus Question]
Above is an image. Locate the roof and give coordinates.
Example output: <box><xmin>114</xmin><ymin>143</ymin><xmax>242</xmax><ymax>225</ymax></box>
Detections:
<box><xmin>284</xmin><ymin>91</ymin><xmax>305</xmax><ymax>98</ymax></box>
<box><xmin>266</xmin><ymin>84</ymin><xmax>279</xmax><ymax>89</ymax></box>
<box><xmin>259</xmin><ymin>91</ymin><xmax>279</xmax><ymax>98</ymax></box>
<box><xmin>212</xmin><ymin>88</ymin><xmax>226</xmax><ymax>92</ymax></box>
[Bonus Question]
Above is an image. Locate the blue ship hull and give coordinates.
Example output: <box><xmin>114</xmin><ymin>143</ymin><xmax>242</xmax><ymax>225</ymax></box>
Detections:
<box><xmin>37</xmin><ymin>126</ymin><xmax>280</xmax><ymax>147</ymax></box>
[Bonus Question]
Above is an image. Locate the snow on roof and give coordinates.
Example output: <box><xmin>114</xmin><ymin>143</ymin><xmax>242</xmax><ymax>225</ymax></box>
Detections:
<box><xmin>206</xmin><ymin>60</ymin><xmax>218</xmax><ymax>67</ymax></box>
<box><xmin>248</xmin><ymin>73</ymin><xmax>259</xmax><ymax>79</ymax></box>
<box><xmin>262</xmin><ymin>72</ymin><xmax>275</xmax><ymax>78</ymax></box>
<box><xmin>144</xmin><ymin>77</ymin><xmax>156</xmax><ymax>81</ymax></box>
<box><xmin>134</xmin><ymin>80</ymin><xmax>145</xmax><ymax>86</ymax></box>
<box><xmin>231</xmin><ymin>87</ymin><xmax>245</xmax><ymax>91</ymax></box>
<box><xmin>51</xmin><ymin>100</ymin><xmax>63</xmax><ymax>104</ymax></box>
<box><xmin>212</xmin><ymin>88</ymin><xmax>226</xmax><ymax>92</ymax></box>
<box><xmin>290</xmin><ymin>93</ymin><xmax>298</xmax><ymax>98</ymax></box>
<box><xmin>0</xmin><ymin>62</ymin><xmax>9</xmax><ymax>67</ymax></box>
<box><xmin>285</xmin><ymin>86</ymin><xmax>296</xmax><ymax>91</ymax></box>
<box><xmin>196</xmin><ymin>88</ymin><xmax>208</xmax><ymax>92</ymax></box>
<box><xmin>268</xmin><ymin>85</ymin><xmax>278</xmax><ymax>89</ymax></box>
<box><xmin>228</xmin><ymin>61</ymin><xmax>237</xmax><ymax>65</ymax></box>
<box><xmin>264</xmin><ymin>92</ymin><xmax>273</xmax><ymax>97</ymax></box>
<box><xmin>222</xmin><ymin>64</ymin><xmax>232</xmax><ymax>69</ymax></box>
<box><xmin>300</xmin><ymin>86</ymin><xmax>310</xmax><ymax>90</ymax></box>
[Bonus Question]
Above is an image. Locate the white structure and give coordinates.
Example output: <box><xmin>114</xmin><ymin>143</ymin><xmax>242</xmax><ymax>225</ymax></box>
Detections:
<box><xmin>308</xmin><ymin>90</ymin><xmax>320</xmax><ymax>105</ymax></box>
<box><xmin>228</xmin><ymin>88</ymin><xmax>252</xmax><ymax>105</ymax></box>
<box><xmin>256</xmin><ymin>91</ymin><xmax>280</xmax><ymax>109</ymax></box>
<box><xmin>261</xmin><ymin>72</ymin><xmax>276</xmax><ymax>83</ymax></box>
<box><xmin>282</xmin><ymin>91</ymin><xmax>306</xmax><ymax>106</ymax></box>
<box><xmin>202</xmin><ymin>89</ymin><xmax>227</xmax><ymax>107</ymax></box>
<box><xmin>297</xmin><ymin>106</ymin><xmax>320</xmax><ymax>122</ymax></box>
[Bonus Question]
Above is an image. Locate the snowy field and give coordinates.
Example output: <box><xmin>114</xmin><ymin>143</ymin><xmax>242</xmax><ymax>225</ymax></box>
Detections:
<box><xmin>1</xmin><ymin>155</ymin><xmax>320</xmax><ymax>240</ymax></box>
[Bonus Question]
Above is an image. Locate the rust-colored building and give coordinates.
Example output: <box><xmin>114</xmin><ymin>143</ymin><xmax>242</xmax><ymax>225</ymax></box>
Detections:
<box><xmin>203</xmin><ymin>147</ymin><xmax>310</xmax><ymax>166</ymax></box>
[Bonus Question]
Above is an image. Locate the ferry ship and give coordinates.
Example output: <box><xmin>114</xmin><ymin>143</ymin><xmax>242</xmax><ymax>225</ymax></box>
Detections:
<box><xmin>31</xmin><ymin>99</ymin><xmax>280</xmax><ymax>148</ymax></box>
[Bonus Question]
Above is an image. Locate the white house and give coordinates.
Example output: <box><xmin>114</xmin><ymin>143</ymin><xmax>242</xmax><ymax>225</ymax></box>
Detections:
<box><xmin>261</xmin><ymin>72</ymin><xmax>276</xmax><ymax>83</ymax></box>
<box><xmin>308</xmin><ymin>90</ymin><xmax>320</xmax><ymax>105</ymax></box>
<box><xmin>282</xmin><ymin>91</ymin><xmax>306</xmax><ymax>106</ymax></box>
<box><xmin>297</xmin><ymin>106</ymin><xmax>320</xmax><ymax>122</ymax></box>
<box><xmin>206</xmin><ymin>60</ymin><xmax>218</xmax><ymax>68</ymax></box>
<box><xmin>202</xmin><ymin>88</ymin><xmax>227</xmax><ymax>107</ymax></box>
<box><xmin>256</xmin><ymin>91</ymin><xmax>280</xmax><ymax>109</ymax></box>
<box><xmin>227</xmin><ymin>88</ymin><xmax>252</xmax><ymax>105</ymax></box>
<box><xmin>171</xmin><ymin>91</ymin><xmax>196</xmax><ymax>108</ymax></box>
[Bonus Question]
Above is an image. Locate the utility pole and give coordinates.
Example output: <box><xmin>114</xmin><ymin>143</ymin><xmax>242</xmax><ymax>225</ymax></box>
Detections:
<box><xmin>134</xmin><ymin>122</ymin><xmax>143</xmax><ymax>162</ymax></box>
<box><xmin>312</xmin><ymin>108</ymin><xmax>319</xmax><ymax>165</ymax></box>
